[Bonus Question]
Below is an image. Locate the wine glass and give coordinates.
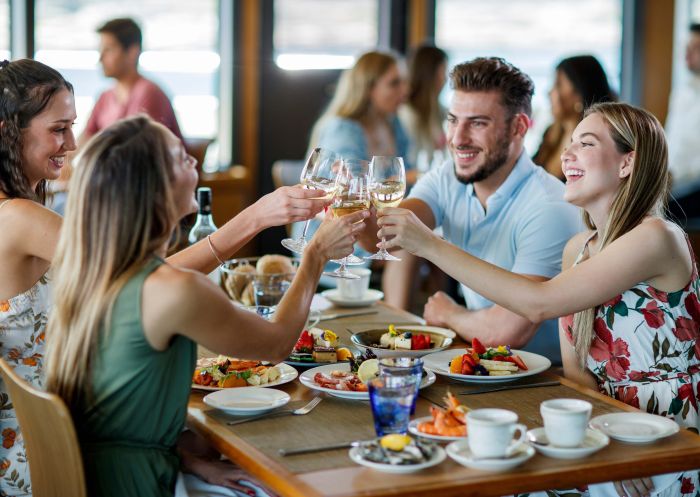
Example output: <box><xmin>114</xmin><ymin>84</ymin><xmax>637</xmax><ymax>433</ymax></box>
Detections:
<box><xmin>324</xmin><ymin>159</ymin><xmax>370</xmax><ymax>280</ymax></box>
<box><xmin>366</xmin><ymin>156</ymin><xmax>406</xmax><ymax>261</ymax></box>
<box><xmin>281</xmin><ymin>148</ymin><xmax>341</xmax><ymax>254</ymax></box>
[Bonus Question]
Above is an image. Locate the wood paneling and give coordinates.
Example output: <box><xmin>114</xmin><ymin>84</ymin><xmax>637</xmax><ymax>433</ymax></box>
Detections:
<box><xmin>641</xmin><ymin>0</ymin><xmax>675</xmax><ymax>122</ymax></box>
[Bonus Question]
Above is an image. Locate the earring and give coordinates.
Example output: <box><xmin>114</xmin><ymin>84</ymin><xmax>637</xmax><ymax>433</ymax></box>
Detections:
<box><xmin>574</xmin><ymin>101</ymin><xmax>584</xmax><ymax>113</ymax></box>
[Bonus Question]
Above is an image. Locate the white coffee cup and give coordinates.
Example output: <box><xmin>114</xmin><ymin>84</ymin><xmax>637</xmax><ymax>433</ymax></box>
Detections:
<box><xmin>336</xmin><ymin>267</ymin><xmax>371</xmax><ymax>300</ymax></box>
<box><xmin>540</xmin><ymin>398</ymin><xmax>592</xmax><ymax>448</ymax></box>
<box><xmin>467</xmin><ymin>409</ymin><xmax>527</xmax><ymax>459</ymax></box>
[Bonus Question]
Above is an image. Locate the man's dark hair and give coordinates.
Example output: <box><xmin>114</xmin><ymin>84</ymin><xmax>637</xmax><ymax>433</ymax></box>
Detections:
<box><xmin>449</xmin><ymin>57</ymin><xmax>534</xmax><ymax>117</ymax></box>
<box><xmin>691</xmin><ymin>23</ymin><xmax>700</xmax><ymax>35</ymax></box>
<box><xmin>97</xmin><ymin>18</ymin><xmax>142</xmax><ymax>51</ymax></box>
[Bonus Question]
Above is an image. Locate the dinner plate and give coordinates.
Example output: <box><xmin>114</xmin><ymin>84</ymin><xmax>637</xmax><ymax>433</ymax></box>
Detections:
<box><xmin>446</xmin><ymin>439</ymin><xmax>534</xmax><ymax>472</ymax></box>
<box><xmin>408</xmin><ymin>416</ymin><xmax>467</xmax><ymax>442</ymax></box>
<box><xmin>422</xmin><ymin>349</ymin><xmax>551</xmax><ymax>383</ymax></box>
<box><xmin>284</xmin><ymin>358</ymin><xmax>351</xmax><ymax>368</ymax></box>
<box><xmin>203</xmin><ymin>387</ymin><xmax>290</xmax><ymax>416</ymax></box>
<box><xmin>351</xmin><ymin>325</ymin><xmax>457</xmax><ymax>359</ymax></box>
<box><xmin>589</xmin><ymin>412</ymin><xmax>679</xmax><ymax>444</ymax></box>
<box><xmin>349</xmin><ymin>445</ymin><xmax>446</xmax><ymax>473</ymax></box>
<box><xmin>299</xmin><ymin>363</ymin><xmax>436</xmax><ymax>400</ymax></box>
<box><xmin>191</xmin><ymin>363</ymin><xmax>298</xmax><ymax>391</ymax></box>
<box><xmin>321</xmin><ymin>289</ymin><xmax>384</xmax><ymax>308</ymax></box>
<box><xmin>527</xmin><ymin>428</ymin><xmax>609</xmax><ymax>459</ymax></box>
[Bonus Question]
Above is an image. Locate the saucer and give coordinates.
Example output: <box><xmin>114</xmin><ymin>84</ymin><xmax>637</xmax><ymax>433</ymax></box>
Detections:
<box><xmin>446</xmin><ymin>440</ymin><xmax>534</xmax><ymax>472</ymax></box>
<box><xmin>589</xmin><ymin>412</ymin><xmax>679</xmax><ymax>444</ymax></box>
<box><xmin>527</xmin><ymin>428</ymin><xmax>609</xmax><ymax>459</ymax></box>
<box><xmin>349</xmin><ymin>445</ymin><xmax>446</xmax><ymax>473</ymax></box>
<box><xmin>321</xmin><ymin>289</ymin><xmax>384</xmax><ymax>308</ymax></box>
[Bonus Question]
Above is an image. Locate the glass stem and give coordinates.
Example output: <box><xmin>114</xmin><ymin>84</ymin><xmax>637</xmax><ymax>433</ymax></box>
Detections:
<box><xmin>299</xmin><ymin>220</ymin><xmax>311</xmax><ymax>242</ymax></box>
<box><xmin>380</xmin><ymin>236</ymin><xmax>388</xmax><ymax>255</ymax></box>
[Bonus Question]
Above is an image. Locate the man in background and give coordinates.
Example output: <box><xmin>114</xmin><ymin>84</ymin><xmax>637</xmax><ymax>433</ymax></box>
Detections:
<box><xmin>666</xmin><ymin>23</ymin><xmax>700</xmax><ymax>219</ymax></box>
<box><xmin>82</xmin><ymin>17</ymin><xmax>183</xmax><ymax>142</ymax></box>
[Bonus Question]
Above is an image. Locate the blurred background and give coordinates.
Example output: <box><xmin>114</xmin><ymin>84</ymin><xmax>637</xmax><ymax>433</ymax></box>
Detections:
<box><xmin>2</xmin><ymin>0</ymin><xmax>698</xmax><ymax>253</ymax></box>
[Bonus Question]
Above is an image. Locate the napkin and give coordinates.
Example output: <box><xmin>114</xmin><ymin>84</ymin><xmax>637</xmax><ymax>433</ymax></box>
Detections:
<box><xmin>175</xmin><ymin>473</ymin><xmax>276</xmax><ymax>497</ymax></box>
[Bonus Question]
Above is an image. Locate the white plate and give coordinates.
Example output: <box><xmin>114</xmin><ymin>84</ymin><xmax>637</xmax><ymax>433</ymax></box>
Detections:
<box><xmin>299</xmin><ymin>363</ymin><xmax>436</xmax><ymax>400</ymax></box>
<box><xmin>408</xmin><ymin>416</ymin><xmax>467</xmax><ymax>442</ymax></box>
<box><xmin>589</xmin><ymin>413</ymin><xmax>679</xmax><ymax>444</ymax></box>
<box><xmin>422</xmin><ymin>349</ymin><xmax>551</xmax><ymax>383</ymax></box>
<box><xmin>203</xmin><ymin>387</ymin><xmax>290</xmax><ymax>416</ymax></box>
<box><xmin>192</xmin><ymin>363</ymin><xmax>298</xmax><ymax>391</ymax></box>
<box><xmin>350</xmin><ymin>325</ymin><xmax>457</xmax><ymax>359</ymax></box>
<box><xmin>321</xmin><ymin>289</ymin><xmax>384</xmax><ymax>308</ymax></box>
<box><xmin>349</xmin><ymin>445</ymin><xmax>446</xmax><ymax>473</ymax></box>
<box><xmin>527</xmin><ymin>427</ymin><xmax>609</xmax><ymax>459</ymax></box>
<box><xmin>446</xmin><ymin>439</ymin><xmax>535</xmax><ymax>472</ymax></box>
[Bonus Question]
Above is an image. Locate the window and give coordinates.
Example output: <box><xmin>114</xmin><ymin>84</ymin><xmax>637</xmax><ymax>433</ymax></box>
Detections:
<box><xmin>436</xmin><ymin>0</ymin><xmax>623</xmax><ymax>151</ymax></box>
<box><xmin>0</xmin><ymin>0</ymin><xmax>9</xmax><ymax>60</ymax></box>
<box><xmin>274</xmin><ymin>0</ymin><xmax>378</xmax><ymax>70</ymax></box>
<box><xmin>34</xmin><ymin>0</ymin><xmax>219</xmax><ymax>164</ymax></box>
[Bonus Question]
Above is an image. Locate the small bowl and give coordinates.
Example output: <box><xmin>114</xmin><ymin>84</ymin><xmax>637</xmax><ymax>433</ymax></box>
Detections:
<box><xmin>350</xmin><ymin>325</ymin><xmax>456</xmax><ymax>358</ymax></box>
<box><xmin>203</xmin><ymin>387</ymin><xmax>290</xmax><ymax>416</ymax></box>
<box><xmin>219</xmin><ymin>256</ymin><xmax>298</xmax><ymax>305</ymax></box>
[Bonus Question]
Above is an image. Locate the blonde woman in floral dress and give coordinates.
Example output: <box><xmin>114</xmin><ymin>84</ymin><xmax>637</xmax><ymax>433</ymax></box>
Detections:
<box><xmin>0</xmin><ymin>59</ymin><xmax>332</xmax><ymax>496</ymax></box>
<box><xmin>375</xmin><ymin>102</ymin><xmax>698</xmax><ymax>497</ymax></box>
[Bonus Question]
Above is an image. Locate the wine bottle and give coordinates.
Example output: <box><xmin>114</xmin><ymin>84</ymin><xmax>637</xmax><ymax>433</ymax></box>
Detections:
<box><xmin>189</xmin><ymin>187</ymin><xmax>220</xmax><ymax>283</ymax></box>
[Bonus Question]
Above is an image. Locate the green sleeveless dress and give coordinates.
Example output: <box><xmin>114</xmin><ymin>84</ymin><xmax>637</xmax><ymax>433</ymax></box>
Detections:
<box><xmin>76</xmin><ymin>258</ymin><xmax>196</xmax><ymax>497</ymax></box>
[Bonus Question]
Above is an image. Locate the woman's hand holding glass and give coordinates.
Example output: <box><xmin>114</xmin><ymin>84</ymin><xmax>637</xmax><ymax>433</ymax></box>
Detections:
<box><xmin>281</xmin><ymin>148</ymin><xmax>341</xmax><ymax>254</ymax></box>
<box><xmin>376</xmin><ymin>207</ymin><xmax>439</xmax><ymax>259</ymax></box>
<box><xmin>324</xmin><ymin>159</ymin><xmax>370</xmax><ymax>279</ymax></box>
<box><xmin>307</xmin><ymin>209</ymin><xmax>369</xmax><ymax>263</ymax></box>
<box><xmin>366</xmin><ymin>156</ymin><xmax>406</xmax><ymax>261</ymax></box>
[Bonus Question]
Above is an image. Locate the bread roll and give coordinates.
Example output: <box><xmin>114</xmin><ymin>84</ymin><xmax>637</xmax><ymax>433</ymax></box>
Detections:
<box><xmin>256</xmin><ymin>254</ymin><xmax>294</xmax><ymax>275</ymax></box>
<box><xmin>223</xmin><ymin>263</ymin><xmax>256</xmax><ymax>301</ymax></box>
<box><xmin>240</xmin><ymin>282</ymin><xmax>255</xmax><ymax>306</ymax></box>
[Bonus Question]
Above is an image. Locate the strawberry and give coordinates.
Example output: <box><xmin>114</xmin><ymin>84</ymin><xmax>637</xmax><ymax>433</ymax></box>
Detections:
<box><xmin>471</xmin><ymin>337</ymin><xmax>487</xmax><ymax>355</ymax></box>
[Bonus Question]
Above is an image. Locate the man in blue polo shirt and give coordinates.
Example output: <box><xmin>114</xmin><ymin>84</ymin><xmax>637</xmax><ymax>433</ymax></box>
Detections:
<box><xmin>361</xmin><ymin>57</ymin><xmax>581</xmax><ymax>364</ymax></box>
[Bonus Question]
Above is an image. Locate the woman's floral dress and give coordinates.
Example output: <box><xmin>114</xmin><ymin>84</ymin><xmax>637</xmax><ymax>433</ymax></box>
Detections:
<box><xmin>545</xmin><ymin>233</ymin><xmax>700</xmax><ymax>497</ymax></box>
<box><xmin>0</xmin><ymin>201</ymin><xmax>49</xmax><ymax>496</ymax></box>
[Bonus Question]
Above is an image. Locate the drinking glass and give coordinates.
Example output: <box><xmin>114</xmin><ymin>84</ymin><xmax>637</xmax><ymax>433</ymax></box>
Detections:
<box><xmin>324</xmin><ymin>159</ymin><xmax>370</xmax><ymax>280</ymax></box>
<box><xmin>281</xmin><ymin>148</ymin><xmax>341</xmax><ymax>254</ymax></box>
<box><xmin>368</xmin><ymin>376</ymin><xmax>414</xmax><ymax>436</ymax></box>
<box><xmin>378</xmin><ymin>357</ymin><xmax>423</xmax><ymax>414</ymax></box>
<box><xmin>253</xmin><ymin>275</ymin><xmax>291</xmax><ymax>308</ymax></box>
<box><xmin>366</xmin><ymin>156</ymin><xmax>406</xmax><ymax>261</ymax></box>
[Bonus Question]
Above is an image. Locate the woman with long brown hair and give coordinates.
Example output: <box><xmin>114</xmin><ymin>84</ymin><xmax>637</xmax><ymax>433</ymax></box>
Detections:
<box><xmin>377</xmin><ymin>102</ymin><xmax>698</xmax><ymax>496</ymax></box>
<box><xmin>44</xmin><ymin>115</ymin><xmax>366</xmax><ymax>497</ymax></box>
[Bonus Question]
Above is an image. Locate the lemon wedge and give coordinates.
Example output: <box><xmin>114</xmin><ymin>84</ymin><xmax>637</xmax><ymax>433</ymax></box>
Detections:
<box><xmin>356</xmin><ymin>358</ymin><xmax>379</xmax><ymax>383</ymax></box>
<box><xmin>380</xmin><ymin>434</ymin><xmax>412</xmax><ymax>451</ymax></box>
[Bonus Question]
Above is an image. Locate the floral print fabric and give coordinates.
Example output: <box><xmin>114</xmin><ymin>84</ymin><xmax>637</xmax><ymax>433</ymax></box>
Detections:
<box><xmin>0</xmin><ymin>272</ymin><xmax>50</xmax><ymax>496</ymax></box>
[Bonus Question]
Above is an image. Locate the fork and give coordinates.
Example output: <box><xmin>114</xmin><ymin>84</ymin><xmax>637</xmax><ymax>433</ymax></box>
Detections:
<box><xmin>226</xmin><ymin>396</ymin><xmax>322</xmax><ymax>426</ymax></box>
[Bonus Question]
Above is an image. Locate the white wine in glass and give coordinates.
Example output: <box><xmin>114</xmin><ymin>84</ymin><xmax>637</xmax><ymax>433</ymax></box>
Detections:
<box><xmin>281</xmin><ymin>148</ymin><xmax>340</xmax><ymax>254</ymax></box>
<box><xmin>367</xmin><ymin>156</ymin><xmax>406</xmax><ymax>261</ymax></box>
<box><xmin>324</xmin><ymin>159</ymin><xmax>370</xmax><ymax>280</ymax></box>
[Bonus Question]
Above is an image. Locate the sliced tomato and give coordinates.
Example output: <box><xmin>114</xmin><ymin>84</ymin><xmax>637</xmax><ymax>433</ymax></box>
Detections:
<box><xmin>471</xmin><ymin>337</ymin><xmax>486</xmax><ymax>355</ymax></box>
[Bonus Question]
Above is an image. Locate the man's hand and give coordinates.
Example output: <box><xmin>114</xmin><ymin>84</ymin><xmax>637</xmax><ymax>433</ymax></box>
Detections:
<box><xmin>376</xmin><ymin>207</ymin><xmax>439</xmax><ymax>258</ymax></box>
<box><xmin>423</xmin><ymin>291</ymin><xmax>463</xmax><ymax>328</ymax></box>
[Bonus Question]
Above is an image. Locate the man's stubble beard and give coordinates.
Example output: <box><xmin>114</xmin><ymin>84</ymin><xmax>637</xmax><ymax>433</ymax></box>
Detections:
<box><xmin>453</xmin><ymin>124</ymin><xmax>513</xmax><ymax>185</ymax></box>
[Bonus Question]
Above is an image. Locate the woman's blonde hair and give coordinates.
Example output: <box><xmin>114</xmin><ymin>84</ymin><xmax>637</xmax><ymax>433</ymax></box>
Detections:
<box><xmin>572</xmin><ymin>102</ymin><xmax>670</xmax><ymax>365</ymax></box>
<box><xmin>45</xmin><ymin>115</ymin><xmax>178</xmax><ymax>411</ymax></box>
<box><xmin>309</xmin><ymin>51</ymin><xmax>398</xmax><ymax>149</ymax></box>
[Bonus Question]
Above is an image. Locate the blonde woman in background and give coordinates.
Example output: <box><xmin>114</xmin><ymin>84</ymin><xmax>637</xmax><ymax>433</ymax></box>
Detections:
<box><xmin>44</xmin><ymin>115</ymin><xmax>366</xmax><ymax>497</ymax></box>
<box><xmin>399</xmin><ymin>44</ymin><xmax>448</xmax><ymax>174</ymax></box>
<box><xmin>377</xmin><ymin>102</ymin><xmax>699</xmax><ymax>497</ymax></box>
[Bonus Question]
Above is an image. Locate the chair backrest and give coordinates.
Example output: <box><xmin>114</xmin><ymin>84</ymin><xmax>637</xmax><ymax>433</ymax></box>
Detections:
<box><xmin>272</xmin><ymin>160</ymin><xmax>306</xmax><ymax>236</ymax></box>
<box><xmin>0</xmin><ymin>359</ymin><xmax>86</xmax><ymax>497</ymax></box>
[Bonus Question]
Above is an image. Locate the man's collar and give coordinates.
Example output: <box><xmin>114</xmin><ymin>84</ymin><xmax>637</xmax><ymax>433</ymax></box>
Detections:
<box><xmin>465</xmin><ymin>151</ymin><xmax>535</xmax><ymax>203</ymax></box>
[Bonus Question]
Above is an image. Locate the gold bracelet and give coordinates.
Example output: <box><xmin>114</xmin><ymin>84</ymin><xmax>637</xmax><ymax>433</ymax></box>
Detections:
<box><xmin>207</xmin><ymin>235</ymin><xmax>226</xmax><ymax>266</ymax></box>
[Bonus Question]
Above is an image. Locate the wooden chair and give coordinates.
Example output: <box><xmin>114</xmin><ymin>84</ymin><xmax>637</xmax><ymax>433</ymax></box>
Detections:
<box><xmin>271</xmin><ymin>160</ymin><xmax>305</xmax><ymax>236</ymax></box>
<box><xmin>0</xmin><ymin>359</ymin><xmax>86</xmax><ymax>497</ymax></box>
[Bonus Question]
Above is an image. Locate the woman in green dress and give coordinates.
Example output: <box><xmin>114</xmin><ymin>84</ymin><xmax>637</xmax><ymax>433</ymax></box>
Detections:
<box><xmin>44</xmin><ymin>115</ymin><xmax>367</xmax><ymax>497</ymax></box>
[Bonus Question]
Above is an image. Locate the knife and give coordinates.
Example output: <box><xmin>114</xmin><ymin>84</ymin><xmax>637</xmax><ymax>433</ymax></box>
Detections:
<box><xmin>318</xmin><ymin>310</ymin><xmax>379</xmax><ymax>321</ymax></box>
<box><xmin>459</xmin><ymin>380</ymin><xmax>560</xmax><ymax>395</ymax></box>
<box><xmin>279</xmin><ymin>441</ymin><xmax>356</xmax><ymax>456</ymax></box>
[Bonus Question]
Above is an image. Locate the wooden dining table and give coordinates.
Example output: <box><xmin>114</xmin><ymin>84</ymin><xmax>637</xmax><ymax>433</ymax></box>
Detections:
<box><xmin>187</xmin><ymin>301</ymin><xmax>700</xmax><ymax>497</ymax></box>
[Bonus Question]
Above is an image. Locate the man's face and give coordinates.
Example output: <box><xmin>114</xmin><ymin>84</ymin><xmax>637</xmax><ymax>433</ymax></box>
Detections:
<box><xmin>686</xmin><ymin>32</ymin><xmax>700</xmax><ymax>75</ymax></box>
<box><xmin>445</xmin><ymin>90</ymin><xmax>516</xmax><ymax>184</ymax></box>
<box><xmin>99</xmin><ymin>33</ymin><xmax>134</xmax><ymax>78</ymax></box>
